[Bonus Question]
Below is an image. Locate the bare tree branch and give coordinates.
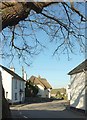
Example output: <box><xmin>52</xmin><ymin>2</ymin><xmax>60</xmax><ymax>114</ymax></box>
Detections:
<box><xmin>1</xmin><ymin>2</ymin><xmax>86</xmax><ymax>65</ymax></box>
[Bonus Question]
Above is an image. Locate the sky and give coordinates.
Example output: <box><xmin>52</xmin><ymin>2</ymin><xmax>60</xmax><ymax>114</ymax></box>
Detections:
<box><xmin>2</xmin><ymin>46</ymin><xmax>84</xmax><ymax>89</ymax></box>
<box><xmin>1</xmin><ymin>29</ymin><xmax>85</xmax><ymax>89</ymax></box>
<box><xmin>22</xmin><ymin>30</ymin><xmax>85</xmax><ymax>89</ymax></box>
<box><xmin>24</xmin><ymin>50</ymin><xmax>84</xmax><ymax>89</ymax></box>
<box><xmin>0</xmin><ymin>2</ymin><xmax>85</xmax><ymax>89</ymax></box>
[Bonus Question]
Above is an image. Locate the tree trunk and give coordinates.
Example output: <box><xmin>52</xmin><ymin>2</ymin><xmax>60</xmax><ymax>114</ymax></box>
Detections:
<box><xmin>1</xmin><ymin>2</ymin><xmax>54</xmax><ymax>30</ymax></box>
<box><xmin>2</xmin><ymin>3</ymin><xmax>31</xmax><ymax>30</ymax></box>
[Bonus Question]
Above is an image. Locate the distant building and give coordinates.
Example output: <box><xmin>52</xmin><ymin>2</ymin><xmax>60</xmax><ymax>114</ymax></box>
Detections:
<box><xmin>0</xmin><ymin>65</ymin><xmax>26</xmax><ymax>104</ymax></box>
<box><xmin>28</xmin><ymin>75</ymin><xmax>52</xmax><ymax>98</ymax></box>
<box><xmin>68</xmin><ymin>59</ymin><xmax>87</xmax><ymax>111</ymax></box>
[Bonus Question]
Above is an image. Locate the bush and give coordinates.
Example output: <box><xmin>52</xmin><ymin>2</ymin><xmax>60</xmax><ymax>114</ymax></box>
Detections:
<box><xmin>25</xmin><ymin>81</ymin><xmax>39</xmax><ymax>97</ymax></box>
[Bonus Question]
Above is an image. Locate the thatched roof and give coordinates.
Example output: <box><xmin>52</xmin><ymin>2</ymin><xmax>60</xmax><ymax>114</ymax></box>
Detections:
<box><xmin>40</xmin><ymin>78</ymin><xmax>52</xmax><ymax>89</ymax></box>
<box><xmin>28</xmin><ymin>76</ymin><xmax>52</xmax><ymax>89</ymax></box>
<box><xmin>68</xmin><ymin>59</ymin><xmax>87</xmax><ymax>75</ymax></box>
<box><xmin>28</xmin><ymin>76</ymin><xmax>44</xmax><ymax>88</ymax></box>
<box><xmin>0</xmin><ymin>65</ymin><xmax>25</xmax><ymax>81</ymax></box>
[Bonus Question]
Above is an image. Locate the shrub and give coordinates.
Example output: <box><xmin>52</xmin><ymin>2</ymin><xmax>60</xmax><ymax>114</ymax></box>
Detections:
<box><xmin>25</xmin><ymin>81</ymin><xmax>39</xmax><ymax>97</ymax></box>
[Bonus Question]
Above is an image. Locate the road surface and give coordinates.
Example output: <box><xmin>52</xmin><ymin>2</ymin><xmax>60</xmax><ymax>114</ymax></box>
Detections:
<box><xmin>10</xmin><ymin>100</ymin><xmax>85</xmax><ymax>118</ymax></box>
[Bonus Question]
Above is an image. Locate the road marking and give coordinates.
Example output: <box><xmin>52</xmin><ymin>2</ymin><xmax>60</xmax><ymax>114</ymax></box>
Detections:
<box><xmin>23</xmin><ymin>116</ymin><xmax>28</xmax><ymax>118</ymax></box>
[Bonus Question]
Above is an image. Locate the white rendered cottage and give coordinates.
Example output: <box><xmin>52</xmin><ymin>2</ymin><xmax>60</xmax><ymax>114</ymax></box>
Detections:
<box><xmin>39</xmin><ymin>77</ymin><xmax>52</xmax><ymax>98</ymax></box>
<box><xmin>28</xmin><ymin>76</ymin><xmax>52</xmax><ymax>98</ymax></box>
<box><xmin>0</xmin><ymin>65</ymin><xmax>26</xmax><ymax>104</ymax></box>
<box><xmin>68</xmin><ymin>59</ymin><xmax>87</xmax><ymax>111</ymax></box>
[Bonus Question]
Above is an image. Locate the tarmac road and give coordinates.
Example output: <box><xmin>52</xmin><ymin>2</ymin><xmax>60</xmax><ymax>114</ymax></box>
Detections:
<box><xmin>10</xmin><ymin>100</ymin><xmax>85</xmax><ymax>119</ymax></box>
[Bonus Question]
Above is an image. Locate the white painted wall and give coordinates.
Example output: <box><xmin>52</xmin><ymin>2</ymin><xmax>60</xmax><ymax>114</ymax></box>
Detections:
<box><xmin>44</xmin><ymin>89</ymin><xmax>51</xmax><ymax>98</ymax></box>
<box><xmin>1</xmin><ymin>69</ymin><xmax>12</xmax><ymax>103</ymax></box>
<box><xmin>70</xmin><ymin>72</ymin><xmax>85</xmax><ymax>110</ymax></box>
<box><xmin>12</xmin><ymin>78</ymin><xmax>25</xmax><ymax>103</ymax></box>
<box><xmin>37</xmin><ymin>84</ymin><xmax>45</xmax><ymax>97</ymax></box>
<box><xmin>0</xmin><ymin>67</ymin><xmax>25</xmax><ymax>104</ymax></box>
<box><xmin>66</xmin><ymin>85</ymin><xmax>71</xmax><ymax>101</ymax></box>
<box><xmin>48</xmin><ymin>89</ymin><xmax>51</xmax><ymax>98</ymax></box>
<box><xmin>37</xmin><ymin>84</ymin><xmax>51</xmax><ymax>98</ymax></box>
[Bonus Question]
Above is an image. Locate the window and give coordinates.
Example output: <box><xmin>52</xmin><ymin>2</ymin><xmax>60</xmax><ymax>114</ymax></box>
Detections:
<box><xmin>15</xmin><ymin>93</ymin><xmax>17</xmax><ymax>100</ymax></box>
<box><xmin>6</xmin><ymin>92</ymin><xmax>8</xmax><ymax>98</ymax></box>
<box><xmin>15</xmin><ymin>79</ymin><xmax>17</xmax><ymax>89</ymax></box>
<box><xmin>20</xmin><ymin>81</ymin><xmax>24</xmax><ymax>89</ymax></box>
<box><xmin>19</xmin><ymin>81</ymin><xmax>21</xmax><ymax>88</ymax></box>
<box><xmin>22</xmin><ymin>82</ymin><xmax>24</xmax><ymax>89</ymax></box>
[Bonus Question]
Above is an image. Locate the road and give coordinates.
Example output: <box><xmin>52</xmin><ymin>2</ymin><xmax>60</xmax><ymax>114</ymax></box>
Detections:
<box><xmin>10</xmin><ymin>100</ymin><xmax>85</xmax><ymax>118</ymax></box>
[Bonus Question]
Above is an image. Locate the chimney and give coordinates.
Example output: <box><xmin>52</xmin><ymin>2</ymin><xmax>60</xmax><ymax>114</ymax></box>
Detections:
<box><xmin>24</xmin><ymin>72</ymin><xmax>27</xmax><ymax>81</ymax></box>
<box><xmin>22</xmin><ymin>66</ymin><xmax>24</xmax><ymax>79</ymax></box>
<box><xmin>22</xmin><ymin>66</ymin><xmax>27</xmax><ymax>80</ymax></box>
<box><xmin>10</xmin><ymin>66</ymin><xmax>15</xmax><ymax>72</ymax></box>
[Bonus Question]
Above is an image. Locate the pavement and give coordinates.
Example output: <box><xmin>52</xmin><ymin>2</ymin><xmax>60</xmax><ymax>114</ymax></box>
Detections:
<box><xmin>10</xmin><ymin>100</ymin><xmax>86</xmax><ymax>118</ymax></box>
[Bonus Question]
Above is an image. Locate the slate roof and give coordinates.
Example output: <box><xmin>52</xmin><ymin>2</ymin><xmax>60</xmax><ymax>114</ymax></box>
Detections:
<box><xmin>28</xmin><ymin>76</ymin><xmax>52</xmax><ymax>89</ymax></box>
<box><xmin>68</xmin><ymin>59</ymin><xmax>87</xmax><ymax>75</ymax></box>
<box><xmin>0</xmin><ymin>65</ymin><xmax>26</xmax><ymax>81</ymax></box>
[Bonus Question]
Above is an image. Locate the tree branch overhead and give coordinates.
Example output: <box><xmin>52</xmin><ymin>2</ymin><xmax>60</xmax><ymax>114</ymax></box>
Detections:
<box><xmin>1</xmin><ymin>2</ymin><xmax>56</xmax><ymax>30</ymax></box>
<box><xmin>0</xmin><ymin>2</ymin><xmax>86</xmax><ymax>65</ymax></box>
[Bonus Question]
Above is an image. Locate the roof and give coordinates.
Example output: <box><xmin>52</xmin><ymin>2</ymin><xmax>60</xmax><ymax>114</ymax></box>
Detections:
<box><xmin>68</xmin><ymin>59</ymin><xmax>87</xmax><ymax>75</ymax></box>
<box><xmin>0</xmin><ymin>65</ymin><xmax>26</xmax><ymax>82</ymax></box>
<box><xmin>28</xmin><ymin>76</ymin><xmax>44</xmax><ymax>88</ymax></box>
<box><xmin>39</xmin><ymin>78</ymin><xmax>52</xmax><ymax>89</ymax></box>
<box><xmin>28</xmin><ymin>76</ymin><xmax>52</xmax><ymax>89</ymax></box>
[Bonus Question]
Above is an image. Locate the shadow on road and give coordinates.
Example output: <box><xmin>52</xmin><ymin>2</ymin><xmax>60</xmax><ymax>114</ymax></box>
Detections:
<box><xmin>24</xmin><ymin>97</ymin><xmax>55</xmax><ymax>104</ymax></box>
<box><xmin>11</xmin><ymin>107</ymin><xmax>85</xmax><ymax>119</ymax></box>
<box><xmin>10</xmin><ymin>98</ymin><xmax>62</xmax><ymax>108</ymax></box>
